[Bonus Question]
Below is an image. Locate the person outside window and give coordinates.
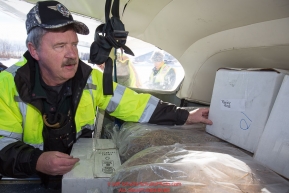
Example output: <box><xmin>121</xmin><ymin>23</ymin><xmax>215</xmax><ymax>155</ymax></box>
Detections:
<box><xmin>147</xmin><ymin>50</ymin><xmax>176</xmax><ymax>90</ymax></box>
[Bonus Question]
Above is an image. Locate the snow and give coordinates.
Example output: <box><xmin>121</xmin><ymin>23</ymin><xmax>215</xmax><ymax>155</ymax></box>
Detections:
<box><xmin>0</xmin><ymin>58</ymin><xmax>19</xmax><ymax>67</ymax></box>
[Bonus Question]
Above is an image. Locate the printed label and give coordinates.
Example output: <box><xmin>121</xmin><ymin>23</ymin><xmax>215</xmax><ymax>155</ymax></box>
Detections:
<box><xmin>94</xmin><ymin>149</ymin><xmax>121</xmax><ymax>178</ymax></box>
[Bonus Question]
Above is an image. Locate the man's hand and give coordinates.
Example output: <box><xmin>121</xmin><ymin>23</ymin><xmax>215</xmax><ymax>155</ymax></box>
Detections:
<box><xmin>36</xmin><ymin>151</ymin><xmax>79</xmax><ymax>175</ymax></box>
<box><xmin>185</xmin><ymin>108</ymin><xmax>213</xmax><ymax>125</ymax></box>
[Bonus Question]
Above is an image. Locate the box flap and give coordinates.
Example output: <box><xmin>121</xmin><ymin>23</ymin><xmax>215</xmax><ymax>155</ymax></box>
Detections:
<box><xmin>217</xmin><ymin>67</ymin><xmax>288</xmax><ymax>74</ymax></box>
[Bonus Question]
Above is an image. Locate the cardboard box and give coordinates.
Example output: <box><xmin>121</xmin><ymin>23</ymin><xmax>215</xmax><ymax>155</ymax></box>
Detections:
<box><xmin>62</xmin><ymin>138</ymin><xmax>121</xmax><ymax>193</ymax></box>
<box><xmin>206</xmin><ymin>68</ymin><xmax>289</xmax><ymax>153</ymax></box>
<box><xmin>254</xmin><ymin>75</ymin><xmax>289</xmax><ymax>179</ymax></box>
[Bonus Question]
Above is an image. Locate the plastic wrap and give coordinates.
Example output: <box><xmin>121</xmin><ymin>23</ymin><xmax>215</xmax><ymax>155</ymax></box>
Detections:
<box><xmin>108</xmin><ymin>143</ymin><xmax>289</xmax><ymax>193</ymax></box>
<box><xmin>113</xmin><ymin>122</ymin><xmax>222</xmax><ymax>162</ymax></box>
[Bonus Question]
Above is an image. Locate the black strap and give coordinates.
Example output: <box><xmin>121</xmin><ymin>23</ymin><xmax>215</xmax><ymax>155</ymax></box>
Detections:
<box><xmin>104</xmin><ymin>0</ymin><xmax>112</xmax><ymax>24</ymax></box>
<box><xmin>111</xmin><ymin>0</ymin><xmax>119</xmax><ymax>18</ymax></box>
<box><xmin>89</xmin><ymin>0</ymin><xmax>134</xmax><ymax>95</ymax></box>
<box><xmin>113</xmin><ymin>49</ymin><xmax>118</xmax><ymax>82</ymax></box>
<box><xmin>103</xmin><ymin>0</ymin><xmax>120</xmax><ymax>31</ymax></box>
<box><xmin>103</xmin><ymin>57</ymin><xmax>114</xmax><ymax>95</ymax></box>
<box><xmin>104</xmin><ymin>0</ymin><xmax>120</xmax><ymax>21</ymax></box>
<box><xmin>105</xmin><ymin>0</ymin><xmax>133</xmax><ymax>52</ymax></box>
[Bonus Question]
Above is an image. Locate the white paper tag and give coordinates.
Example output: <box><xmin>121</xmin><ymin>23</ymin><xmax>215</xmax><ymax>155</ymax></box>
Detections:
<box><xmin>220</xmin><ymin>99</ymin><xmax>245</xmax><ymax>111</ymax></box>
<box><xmin>93</xmin><ymin>149</ymin><xmax>121</xmax><ymax>178</ymax></box>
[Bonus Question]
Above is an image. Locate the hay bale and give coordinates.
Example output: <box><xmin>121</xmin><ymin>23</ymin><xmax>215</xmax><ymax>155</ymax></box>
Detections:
<box><xmin>115</xmin><ymin>122</ymin><xmax>222</xmax><ymax>162</ymax></box>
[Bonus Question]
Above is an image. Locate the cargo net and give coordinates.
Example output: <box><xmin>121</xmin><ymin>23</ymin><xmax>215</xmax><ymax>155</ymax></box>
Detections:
<box><xmin>108</xmin><ymin>143</ymin><xmax>289</xmax><ymax>193</ymax></box>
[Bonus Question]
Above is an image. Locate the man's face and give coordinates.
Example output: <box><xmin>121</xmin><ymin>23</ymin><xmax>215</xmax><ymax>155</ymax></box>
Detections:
<box><xmin>154</xmin><ymin>61</ymin><xmax>163</xmax><ymax>70</ymax></box>
<box><xmin>36</xmin><ymin>29</ymin><xmax>79</xmax><ymax>86</ymax></box>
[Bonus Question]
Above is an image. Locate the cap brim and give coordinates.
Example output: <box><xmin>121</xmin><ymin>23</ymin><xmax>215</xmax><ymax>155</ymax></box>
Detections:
<box><xmin>73</xmin><ymin>21</ymin><xmax>89</xmax><ymax>35</ymax></box>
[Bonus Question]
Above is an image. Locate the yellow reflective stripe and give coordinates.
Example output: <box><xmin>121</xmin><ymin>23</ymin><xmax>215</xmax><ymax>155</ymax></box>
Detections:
<box><xmin>138</xmin><ymin>95</ymin><xmax>159</xmax><ymax>123</ymax></box>
<box><xmin>14</xmin><ymin>96</ymin><xmax>27</xmax><ymax>128</ymax></box>
<box><xmin>85</xmin><ymin>83</ymin><xmax>97</xmax><ymax>90</ymax></box>
<box><xmin>0</xmin><ymin>130</ymin><xmax>22</xmax><ymax>140</ymax></box>
<box><xmin>0</xmin><ymin>134</ymin><xmax>43</xmax><ymax>150</ymax></box>
<box><xmin>85</xmin><ymin>75</ymin><xmax>96</xmax><ymax>108</ymax></box>
<box><xmin>5</xmin><ymin>57</ymin><xmax>26</xmax><ymax>76</ymax></box>
<box><xmin>106</xmin><ymin>84</ymin><xmax>125</xmax><ymax>113</ymax></box>
<box><xmin>5</xmin><ymin>65</ymin><xmax>21</xmax><ymax>77</ymax></box>
<box><xmin>14</xmin><ymin>96</ymin><xmax>22</xmax><ymax>102</ymax></box>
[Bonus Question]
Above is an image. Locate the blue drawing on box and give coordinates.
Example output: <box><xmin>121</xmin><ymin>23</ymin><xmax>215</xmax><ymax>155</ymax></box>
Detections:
<box><xmin>240</xmin><ymin>112</ymin><xmax>252</xmax><ymax>130</ymax></box>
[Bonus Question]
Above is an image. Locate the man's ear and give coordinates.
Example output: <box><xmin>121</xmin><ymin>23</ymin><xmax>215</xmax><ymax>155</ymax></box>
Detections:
<box><xmin>27</xmin><ymin>42</ymin><xmax>40</xmax><ymax>61</ymax></box>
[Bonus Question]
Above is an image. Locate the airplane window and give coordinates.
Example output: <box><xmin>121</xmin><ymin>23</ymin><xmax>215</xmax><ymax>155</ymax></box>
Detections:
<box><xmin>0</xmin><ymin>0</ymin><xmax>184</xmax><ymax>92</ymax></box>
<box><xmin>113</xmin><ymin>42</ymin><xmax>185</xmax><ymax>92</ymax></box>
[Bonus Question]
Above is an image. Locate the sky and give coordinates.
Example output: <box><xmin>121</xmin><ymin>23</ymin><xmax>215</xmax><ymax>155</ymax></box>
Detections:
<box><xmin>0</xmin><ymin>0</ymin><xmax>101</xmax><ymax>44</ymax></box>
<box><xmin>0</xmin><ymin>0</ymin><xmax>102</xmax><ymax>67</ymax></box>
<box><xmin>0</xmin><ymin>10</ymin><xmax>24</xmax><ymax>42</ymax></box>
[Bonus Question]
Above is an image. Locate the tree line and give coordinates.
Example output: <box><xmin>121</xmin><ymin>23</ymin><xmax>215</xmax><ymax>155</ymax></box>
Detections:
<box><xmin>0</xmin><ymin>39</ymin><xmax>90</xmax><ymax>60</ymax></box>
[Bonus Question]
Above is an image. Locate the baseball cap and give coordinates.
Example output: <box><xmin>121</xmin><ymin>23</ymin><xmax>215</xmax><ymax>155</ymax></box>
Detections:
<box><xmin>25</xmin><ymin>1</ymin><xmax>89</xmax><ymax>35</ymax></box>
<box><xmin>151</xmin><ymin>51</ymin><xmax>164</xmax><ymax>63</ymax></box>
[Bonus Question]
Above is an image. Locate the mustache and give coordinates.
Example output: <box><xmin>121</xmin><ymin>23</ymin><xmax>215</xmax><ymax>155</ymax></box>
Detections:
<box><xmin>62</xmin><ymin>59</ymin><xmax>77</xmax><ymax>67</ymax></box>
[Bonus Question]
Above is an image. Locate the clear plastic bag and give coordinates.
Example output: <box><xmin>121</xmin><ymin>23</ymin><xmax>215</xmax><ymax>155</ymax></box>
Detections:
<box><xmin>109</xmin><ymin>143</ymin><xmax>289</xmax><ymax>193</ymax></box>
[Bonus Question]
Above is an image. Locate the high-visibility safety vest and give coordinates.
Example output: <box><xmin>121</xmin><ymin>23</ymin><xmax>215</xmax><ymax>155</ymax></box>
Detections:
<box><xmin>149</xmin><ymin>63</ymin><xmax>172</xmax><ymax>84</ymax></box>
<box><xmin>0</xmin><ymin>56</ymin><xmax>159</xmax><ymax>150</ymax></box>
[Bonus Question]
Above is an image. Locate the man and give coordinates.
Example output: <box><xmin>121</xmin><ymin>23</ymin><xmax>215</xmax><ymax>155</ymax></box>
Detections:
<box><xmin>148</xmin><ymin>50</ymin><xmax>176</xmax><ymax>90</ymax></box>
<box><xmin>0</xmin><ymin>0</ymin><xmax>212</xmax><ymax>187</ymax></box>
